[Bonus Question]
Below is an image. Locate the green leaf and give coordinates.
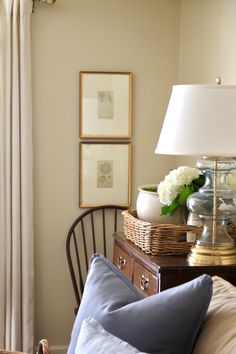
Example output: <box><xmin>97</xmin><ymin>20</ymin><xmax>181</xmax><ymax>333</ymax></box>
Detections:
<box><xmin>192</xmin><ymin>175</ymin><xmax>205</xmax><ymax>190</ymax></box>
<box><xmin>143</xmin><ymin>187</ymin><xmax>157</xmax><ymax>193</ymax></box>
<box><xmin>161</xmin><ymin>199</ymin><xmax>179</xmax><ymax>216</ymax></box>
<box><xmin>178</xmin><ymin>185</ymin><xmax>194</xmax><ymax>205</ymax></box>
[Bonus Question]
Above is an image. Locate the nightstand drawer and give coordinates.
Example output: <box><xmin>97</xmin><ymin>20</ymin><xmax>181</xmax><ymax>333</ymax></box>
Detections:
<box><xmin>113</xmin><ymin>244</ymin><xmax>133</xmax><ymax>281</ymax></box>
<box><xmin>114</xmin><ymin>233</ymin><xmax>236</xmax><ymax>295</ymax></box>
<box><xmin>134</xmin><ymin>261</ymin><xmax>159</xmax><ymax>296</ymax></box>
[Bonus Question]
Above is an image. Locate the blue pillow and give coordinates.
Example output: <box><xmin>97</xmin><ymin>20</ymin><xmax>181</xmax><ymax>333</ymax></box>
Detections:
<box><xmin>67</xmin><ymin>254</ymin><xmax>212</xmax><ymax>354</ymax></box>
<box><xmin>75</xmin><ymin>317</ymin><xmax>147</xmax><ymax>354</ymax></box>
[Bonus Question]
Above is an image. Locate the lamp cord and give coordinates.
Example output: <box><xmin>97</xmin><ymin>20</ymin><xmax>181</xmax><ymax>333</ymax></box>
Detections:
<box><xmin>213</xmin><ymin>159</ymin><xmax>218</xmax><ymax>246</ymax></box>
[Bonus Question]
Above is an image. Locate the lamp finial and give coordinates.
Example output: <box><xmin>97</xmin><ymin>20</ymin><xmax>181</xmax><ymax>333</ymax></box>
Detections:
<box><xmin>216</xmin><ymin>76</ymin><xmax>223</xmax><ymax>85</ymax></box>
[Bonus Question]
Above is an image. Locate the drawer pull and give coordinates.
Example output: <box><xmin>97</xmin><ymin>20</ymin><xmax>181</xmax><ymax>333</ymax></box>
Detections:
<box><xmin>139</xmin><ymin>274</ymin><xmax>149</xmax><ymax>290</ymax></box>
<box><xmin>117</xmin><ymin>256</ymin><xmax>126</xmax><ymax>270</ymax></box>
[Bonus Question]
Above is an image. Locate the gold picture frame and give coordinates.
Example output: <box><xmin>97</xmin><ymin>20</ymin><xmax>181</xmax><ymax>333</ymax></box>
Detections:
<box><xmin>79</xmin><ymin>71</ymin><xmax>132</xmax><ymax>138</ymax></box>
<box><xmin>79</xmin><ymin>142</ymin><xmax>131</xmax><ymax>207</ymax></box>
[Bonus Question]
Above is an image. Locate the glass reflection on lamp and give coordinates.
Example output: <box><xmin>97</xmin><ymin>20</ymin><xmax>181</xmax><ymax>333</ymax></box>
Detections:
<box><xmin>187</xmin><ymin>158</ymin><xmax>236</xmax><ymax>265</ymax></box>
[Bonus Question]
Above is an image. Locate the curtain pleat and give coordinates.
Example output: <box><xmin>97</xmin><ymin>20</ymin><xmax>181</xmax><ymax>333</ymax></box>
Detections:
<box><xmin>0</xmin><ymin>0</ymin><xmax>34</xmax><ymax>352</ymax></box>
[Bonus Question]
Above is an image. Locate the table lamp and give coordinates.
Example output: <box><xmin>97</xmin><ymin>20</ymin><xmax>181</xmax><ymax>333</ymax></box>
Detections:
<box><xmin>155</xmin><ymin>82</ymin><xmax>236</xmax><ymax>265</ymax></box>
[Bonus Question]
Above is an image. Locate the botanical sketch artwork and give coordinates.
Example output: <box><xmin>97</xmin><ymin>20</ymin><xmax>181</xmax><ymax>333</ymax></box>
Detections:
<box><xmin>97</xmin><ymin>160</ymin><xmax>113</xmax><ymax>188</ymax></box>
<box><xmin>80</xmin><ymin>142</ymin><xmax>131</xmax><ymax>207</ymax></box>
<box><xmin>80</xmin><ymin>72</ymin><xmax>132</xmax><ymax>138</ymax></box>
<box><xmin>97</xmin><ymin>90</ymin><xmax>114</xmax><ymax>119</ymax></box>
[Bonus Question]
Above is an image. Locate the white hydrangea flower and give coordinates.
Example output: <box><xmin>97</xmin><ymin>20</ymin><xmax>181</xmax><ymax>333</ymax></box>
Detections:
<box><xmin>172</xmin><ymin>166</ymin><xmax>201</xmax><ymax>186</ymax></box>
<box><xmin>218</xmin><ymin>202</ymin><xmax>235</xmax><ymax>212</ymax></box>
<box><xmin>218</xmin><ymin>198</ymin><xmax>236</xmax><ymax>212</ymax></box>
<box><xmin>158</xmin><ymin>166</ymin><xmax>201</xmax><ymax>206</ymax></box>
<box><xmin>226</xmin><ymin>170</ymin><xmax>236</xmax><ymax>192</ymax></box>
<box><xmin>158</xmin><ymin>179</ymin><xmax>179</xmax><ymax>205</ymax></box>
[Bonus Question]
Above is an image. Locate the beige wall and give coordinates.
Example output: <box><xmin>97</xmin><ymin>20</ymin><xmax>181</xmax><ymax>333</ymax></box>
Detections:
<box><xmin>179</xmin><ymin>0</ymin><xmax>236</xmax><ymax>84</ymax></box>
<box><xmin>178</xmin><ymin>0</ymin><xmax>236</xmax><ymax>167</ymax></box>
<box><xmin>31</xmin><ymin>0</ymin><xmax>180</xmax><ymax>349</ymax></box>
<box><xmin>32</xmin><ymin>0</ymin><xmax>236</xmax><ymax>349</ymax></box>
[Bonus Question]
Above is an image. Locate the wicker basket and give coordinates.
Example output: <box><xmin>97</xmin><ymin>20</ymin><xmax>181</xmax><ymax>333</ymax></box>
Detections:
<box><xmin>122</xmin><ymin>209</ymin><xmax>202</xmax><ymax>256</ymax></box>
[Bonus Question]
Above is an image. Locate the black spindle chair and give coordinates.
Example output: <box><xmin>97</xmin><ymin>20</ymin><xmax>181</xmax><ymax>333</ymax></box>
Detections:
<box><xmin>66</xmin><ymin>205</ymin><xmax>126</xmax><ymax>315</ymax></box>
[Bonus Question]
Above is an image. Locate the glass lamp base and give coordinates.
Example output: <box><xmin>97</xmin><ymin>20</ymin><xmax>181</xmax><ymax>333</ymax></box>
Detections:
<box><xmin>188</xmin><ymin>245</ymin><xmax>236</xmax><ymax>266</ymax></box>
<box><xmin>187</xmin><ymin>157</ymin><xmax>236</xmax><ymax>265</ymax></box>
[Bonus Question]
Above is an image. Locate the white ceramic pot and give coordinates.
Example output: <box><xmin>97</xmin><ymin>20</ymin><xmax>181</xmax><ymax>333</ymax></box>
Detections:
<box><xmin>136</xmin><ymin>184</ymin><xmax>183</xmax><ymax>224</ymax></box>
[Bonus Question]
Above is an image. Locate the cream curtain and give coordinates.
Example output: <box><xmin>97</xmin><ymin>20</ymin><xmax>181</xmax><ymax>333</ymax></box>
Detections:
<box><xmin>0</xmin><ymin>0</ymin><xmax>34</xmax><ymax>352</ymax></box>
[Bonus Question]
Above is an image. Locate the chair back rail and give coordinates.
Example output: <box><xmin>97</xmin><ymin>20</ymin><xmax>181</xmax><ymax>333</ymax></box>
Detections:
<box><xmin>66</xmin><ymin>205</ymin><xmax>126</xmax><ymax>314</ymax></box>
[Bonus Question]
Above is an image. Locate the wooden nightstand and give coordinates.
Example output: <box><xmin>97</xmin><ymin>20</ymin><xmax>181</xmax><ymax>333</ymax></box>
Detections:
<box><xmin>113</xmin><ymin>232</ymin><xmax>236</xmax><ymax>297</ymax></box>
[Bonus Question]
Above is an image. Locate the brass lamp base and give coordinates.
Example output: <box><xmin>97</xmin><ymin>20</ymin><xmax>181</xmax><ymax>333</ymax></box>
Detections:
<box><xmin>188</xmin><ymin>245</ymin><xmax>236</xmax><ymax>266</ymax></box>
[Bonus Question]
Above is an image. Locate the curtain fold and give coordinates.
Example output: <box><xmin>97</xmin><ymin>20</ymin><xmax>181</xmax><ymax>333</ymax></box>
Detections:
<box><xmin>0</xmin><ymin>0</ymin><xmax>34</xmax><ymax>352</ymax></box>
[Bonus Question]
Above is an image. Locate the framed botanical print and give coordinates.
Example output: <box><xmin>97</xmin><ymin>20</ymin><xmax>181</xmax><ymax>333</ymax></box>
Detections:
<box><xmin>79</xmin><ymin>71</ymin><xmax>132</xmax><ymax>138</ymax></box>
<box><xmin>79</xmin><ymin>142</ymin><xmax>131</xmax><ymax>207</ymax></box>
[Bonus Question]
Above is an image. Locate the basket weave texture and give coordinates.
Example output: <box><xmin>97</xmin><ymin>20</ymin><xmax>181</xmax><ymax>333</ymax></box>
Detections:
<box><xmin>122</xmin><ymin>209</ymin><xmax>202</xmax><ymax>256</ymax></box>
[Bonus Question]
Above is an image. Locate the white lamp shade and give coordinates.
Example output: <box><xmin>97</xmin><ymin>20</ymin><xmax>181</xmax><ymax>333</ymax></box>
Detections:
<box><xmin>155</xmin><ymin>85</ymin><xmax>236</xmax><ymax>157</ymax></box>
